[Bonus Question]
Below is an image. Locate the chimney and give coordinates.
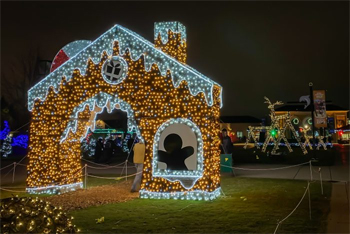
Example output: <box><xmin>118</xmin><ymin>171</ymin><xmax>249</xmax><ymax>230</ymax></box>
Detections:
<box><xmin>154</xmin><ymin>21</ymin><xmax>187</xmax><ymax>63</ymax></box>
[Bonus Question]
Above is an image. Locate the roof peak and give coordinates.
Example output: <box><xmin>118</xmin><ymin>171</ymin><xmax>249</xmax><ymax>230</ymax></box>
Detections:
<box><xmin>28</xmin><ymin>23</ymin><xmax>222</xmax><ymax>110</ymax></box>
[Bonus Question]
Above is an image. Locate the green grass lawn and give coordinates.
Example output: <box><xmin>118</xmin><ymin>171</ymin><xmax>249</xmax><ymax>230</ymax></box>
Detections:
<box><xmin>69</xmin><ymin>176</ymin><xmax>331</xmax><ymax>233</ymax></box>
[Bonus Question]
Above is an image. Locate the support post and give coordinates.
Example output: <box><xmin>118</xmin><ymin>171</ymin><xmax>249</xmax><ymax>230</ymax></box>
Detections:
<box><xmin>309</xmin><ymin>82</ymin><xmax>317</xmax><ymax>157</ymax></box>
<box><xmin>84</xmin><ymin>164</ymin><xmax>87</xmax><ymax>189</ymax></box>
<box><xmin>319</xmin><ymin>168</ymin><xmax>323</xmax><ymax>195</ymax></box>
<box><xmin>309</xmin><ymin>161</ymin><xmax>313</xmax><ymax>181</ymax></box>
<box><xmin>308</xmin><ymin>182</ymin><xmax>312</xmax><ymax>220</ymax></box>
<box><xmin>12</xmin><ymin>162</ymin><xmax>16</xmax><ymax>183</ymax></box>
<box><xmin>125</xmin><ymin>160</ymin><xmax>128</xmax><ymax>181</ymax></box>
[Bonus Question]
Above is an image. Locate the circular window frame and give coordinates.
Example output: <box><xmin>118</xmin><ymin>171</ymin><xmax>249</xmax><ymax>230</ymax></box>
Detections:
<box><xmin>101</xmin><ymin>56</ymin><xmax>128</xmax><ymax>85</ymax></box>
<box><xmin>292</xmin><ymin>118</ymin><xmax>299</xmax><ymax>125</ymax></box>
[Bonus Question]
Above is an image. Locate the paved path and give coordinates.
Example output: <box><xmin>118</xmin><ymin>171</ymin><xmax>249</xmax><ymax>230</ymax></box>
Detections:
<box><xmin>327</xmin><ymin>182</ymin><xmax>350</xmax><ymax>233</ymax></box>
<box><xmin>232</xmin><ymin>144</ymin><xmax>349</xmax><ymax>182</ymax></box>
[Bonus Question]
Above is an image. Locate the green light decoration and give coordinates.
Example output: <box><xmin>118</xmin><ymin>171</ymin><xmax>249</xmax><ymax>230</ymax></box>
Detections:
<box><xmin>307</xmin><ymin>118</ymin><xmax>313</xmax><ymax>125</ymax></box>
<box><xmin>270</xmin><ymin>129</ymin><xmax>277</xmax><ymax>137</ymax></box>
<box><xmin>292</xmin><ymin>118</ymin><xmax>299</xmax><ymax>125</ymax></box>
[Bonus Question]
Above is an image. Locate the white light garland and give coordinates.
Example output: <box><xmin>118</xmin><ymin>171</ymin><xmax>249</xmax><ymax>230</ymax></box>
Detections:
<box><xmin>140</xmin><ymin>187</ymin><xmax>221</xmax><ymax>201</ymax></box>
<box><xmin>26</xmin><ymin>182</ymin><xmax>83</xmax><ymax>195</ymax></box>
<box><xmin>154</xmin><ymin>21</ymin><xmax>186</xmax><ymax>44</ymax></box>
<box><xmin>60</xmin><ymin>92</ymin><xmax>142</xmax><ymax>143</ymax></box>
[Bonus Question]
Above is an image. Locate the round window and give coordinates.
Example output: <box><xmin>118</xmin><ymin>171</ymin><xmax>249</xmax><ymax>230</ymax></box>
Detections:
<box><xmin>307</xmin><ymin>118</ymin><xmax>312</xmax><ymax>125</ymax></box>
<box><xmin>102</xmin><ymin>56</ymin><xmax>128</xmax><ymax>84</ymax></box>
<box><xmin>292</xmin><ymin>118</ymin><xmax>299</xmax><ymax>125</ymax></box>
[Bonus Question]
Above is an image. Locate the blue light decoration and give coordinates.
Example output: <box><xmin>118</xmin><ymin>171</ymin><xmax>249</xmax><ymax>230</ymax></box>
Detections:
<box><xmin>257</xmin><ymin>142</ymin><xmax>333</xmax><ymax>147</ymax></box>
<box><xmin>0</xmin><ymin>121</ymin><xmax>28</xmax><ymax>149</ymax></box>
<box><xmin>12</xmin><ymin>135</ymin><xmax>29</xmax><ymax>148</ymax></box>
<box><xmin>26</xmin><ymin>21</ymin><xmax>223</xmax><ymax>199</ymax></box>
<box><xmin>0</xmin><ymin>121</ymin><xmax>10</xmax><ymax>140</ymax></box>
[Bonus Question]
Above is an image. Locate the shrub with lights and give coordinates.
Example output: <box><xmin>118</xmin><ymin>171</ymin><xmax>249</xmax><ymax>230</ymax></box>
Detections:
<box><xmin>27</xmin><ymin>22</ymin><xmax>222</xmax><ymax>200</ymax></box>
<box><xmin>0</xmin><ymin>196</ymin><xmax>79</xmax><ymax>233</ymax></box>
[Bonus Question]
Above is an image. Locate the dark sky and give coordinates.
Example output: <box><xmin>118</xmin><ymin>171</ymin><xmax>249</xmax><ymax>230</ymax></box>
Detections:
<box><xmin>1</xmin><ymin>1</ymin><xmax>349</xmax><ymax>118</ymax></box>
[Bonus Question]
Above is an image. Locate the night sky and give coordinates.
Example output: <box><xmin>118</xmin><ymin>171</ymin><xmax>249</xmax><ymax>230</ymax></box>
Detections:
<box><xmin>1</xmin><ymin>1</ymin><xmax>349</xmax><ymax>119</ymax></box>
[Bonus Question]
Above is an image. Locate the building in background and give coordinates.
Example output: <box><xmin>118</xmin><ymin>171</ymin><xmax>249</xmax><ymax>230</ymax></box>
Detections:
<box><xmin>275</xmin><ymin>102</ymin><xmax>349</xmax><ymax>143</ymax></box>
<box><xmin>220</xmin><ymin>116</ymin><xmax>262</xmax><ymax>143</ymax></box>
<box><xmin>336</xmin><ymin>124</ymin><xmax>350</xmax><ymax>144</ymax></box>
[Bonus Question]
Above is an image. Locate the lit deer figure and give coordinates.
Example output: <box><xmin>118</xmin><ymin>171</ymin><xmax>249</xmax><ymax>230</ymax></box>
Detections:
<box><xmin>262</xmin><ymin>97</ymin><xmax>308</xmax><ymax>154</ymax></box>
<box><xmin>243</xmin><ymin>97</ymin><xmax>282</xmax><ymax>150</ymax></box>
<box><xmin>264</xmin><ymin>96</ymin><xmax>283</xmax><ymax>122</ymax></box>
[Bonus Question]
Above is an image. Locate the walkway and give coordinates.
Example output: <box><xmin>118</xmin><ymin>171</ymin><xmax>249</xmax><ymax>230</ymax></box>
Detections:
<box><xmin>327</xmin><ymin>182</ymin><xmax>349</xmax><ymax>233</ymax></box>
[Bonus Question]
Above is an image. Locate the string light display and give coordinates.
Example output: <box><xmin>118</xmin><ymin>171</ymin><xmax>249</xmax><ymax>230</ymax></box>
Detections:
<box><xmin>1</xmin><ymin>134</ymin><xmax>12</xmax><ymax>157</ymax></box>
<box><xmin>12</xmin><ymin>134</ymin><xmax>29</xmax><ymax>148</ymax></box>
<box><xmin>292</xmin><ymin>118</ymin><xmax>299</xmax><ymax>125</ymax></box>
<box><xmin>154</xmin><ymin>22</ymin><xmax>187</xmax><ymax>63</ymax></box>
<box><xmin>0</xmin><ymin>121</ymin><xmax>29</xmax><ymax>154</ymax></box>
<box><xmin>244</xmin><ymin>97</ymin><xmax>307</xmax><ymax>154</ymax></box>
<box><xmin>301</xmin><ymin>128</ymin><xmax>327</xmax><ymax>150</ymax></box>
<box><xmin>81</xmin><ymin>132</ymin><xmax>96</xmax><ymax>157</ymax></box>
<box><xmin>0</xmin><ymin>121</ymin><xmax>10</xmax><ymax>139</ymax></box>
<box><xmin>50</xmin><ymin>40</ymin><xmax>92</xmax><ymax>72</ymax></box>
<box><xmin>0</xmin><ymin>196</ymin><xmax>79</xmax><ymax>233</ymax></box>
<box><xmin>26</xmin><ymin>22</ymin><xmax>222</xmax><ymax>199</ymax></box>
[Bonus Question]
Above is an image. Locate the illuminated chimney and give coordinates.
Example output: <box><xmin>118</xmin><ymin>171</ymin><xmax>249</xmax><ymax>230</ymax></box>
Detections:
<box><xmin>154</xmin><ymin>21</ymin><xmax>187</xmax><ymax>63</ymax></box>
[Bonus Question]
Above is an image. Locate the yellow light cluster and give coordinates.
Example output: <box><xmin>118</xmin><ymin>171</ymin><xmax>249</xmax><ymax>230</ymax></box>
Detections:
<box><xmin>27</xmin><ymin>31</ymin><xmax>221</xmax><ymax>194</ymax></box>
<box><xmin>155</xmin><ymin>30</ymin><xmax>187</xmax><ymax>63</ymax></box>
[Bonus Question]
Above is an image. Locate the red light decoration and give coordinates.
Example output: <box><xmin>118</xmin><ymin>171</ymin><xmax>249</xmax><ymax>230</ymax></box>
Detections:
<box><xmin>50</xmin><ymin>49</ymin><xmax>70</xmax><ymax>73</ymax></box>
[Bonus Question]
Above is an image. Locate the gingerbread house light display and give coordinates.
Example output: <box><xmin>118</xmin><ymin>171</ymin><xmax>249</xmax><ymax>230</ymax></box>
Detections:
<box><xmin>27</xmin><ymin>22</ymin><xmax>223</xmax><ymax>200</ymax></box>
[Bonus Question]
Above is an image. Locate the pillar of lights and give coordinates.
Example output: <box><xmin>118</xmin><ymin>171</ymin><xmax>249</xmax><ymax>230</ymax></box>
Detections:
<box><xmin>27</xmin><ymin>22</ymin><xmax>223</xmax><ymax>200</ymax></box>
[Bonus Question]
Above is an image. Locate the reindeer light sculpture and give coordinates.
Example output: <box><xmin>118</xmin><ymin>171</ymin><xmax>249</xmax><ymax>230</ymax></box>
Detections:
<box><xmin>245</xmin><ymin>97</ymin><xmax>308</xmax><ymax>155</ymax></box>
